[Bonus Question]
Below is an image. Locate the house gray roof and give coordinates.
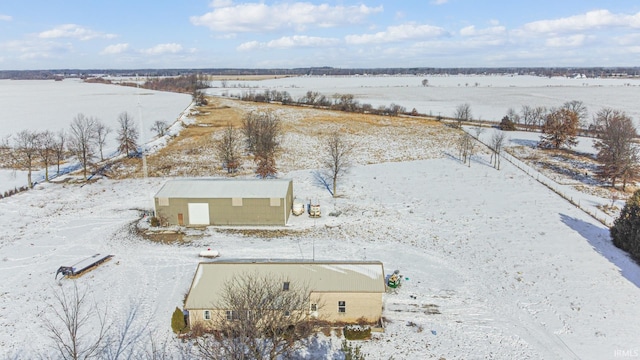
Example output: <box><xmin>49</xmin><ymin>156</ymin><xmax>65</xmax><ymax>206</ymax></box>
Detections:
<box><xmin>184</xmin><ymin>260</ymin><xmax>386</xmax><ymax>310</ymax></box>
<box><xmin>154</xmin><ymin>178</ymin><xmax>292</xmax><ymax>199</ymax></box>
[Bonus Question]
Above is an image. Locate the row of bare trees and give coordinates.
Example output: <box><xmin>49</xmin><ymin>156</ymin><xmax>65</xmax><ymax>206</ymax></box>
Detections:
<box><xmin>2</xmin><ymin>112</ymin><xmax>140</xmax><ymax>188</ymax></box>
<box><xmin>454</xmin><ymin>100</ymin><xmax>639</xmax><ymax>190</ymax></box>
<box><xmin>238</xmin><ymin>90</ymin><xmax>407</xmax><ymax>117</ymax></box>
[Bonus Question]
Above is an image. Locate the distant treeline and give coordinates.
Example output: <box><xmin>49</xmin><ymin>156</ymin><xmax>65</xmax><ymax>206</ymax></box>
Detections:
<box><xmin>2</xmin><ymin>66</ymin><xmax>640</xmax><ymax>80</ymax></box>
<box><xmin>85</xmin><ymin>74</ymin><xmax>210</xmax><ymax>94</ymax></box>
<box><xmin>236</xmin><ymin>89</ymin><xmax>411</xmax><ymax>117</ymax></box>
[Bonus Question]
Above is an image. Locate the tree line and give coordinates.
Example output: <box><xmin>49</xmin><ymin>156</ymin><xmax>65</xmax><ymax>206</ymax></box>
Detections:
<box><xmin>451</xmin><ymin>100</ymin><xmax>639</xmax><ymax>191</ymax></box>
<box><xmin>237</xmin><ymin>90</ymin><xmax>409</xmax><ymax>117</ymax></box>
<box><xmin>1</xmin><ymin>112</ymin><xmax>172</xmax><ymax>195</ymax></box>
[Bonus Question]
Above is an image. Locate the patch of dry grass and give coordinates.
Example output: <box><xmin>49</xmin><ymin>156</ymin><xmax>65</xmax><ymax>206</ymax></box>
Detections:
<box><xmin>110</xmin><ymin>96</ymin><xmax>460</xmax><ymax>179</ymax></box>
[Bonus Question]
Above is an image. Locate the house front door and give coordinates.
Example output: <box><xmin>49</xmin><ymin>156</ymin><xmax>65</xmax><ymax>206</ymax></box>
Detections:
<box><xmin>178</xmin><ymin>213</ymin><xmax>184</xmax><ymax>226</ymax></box>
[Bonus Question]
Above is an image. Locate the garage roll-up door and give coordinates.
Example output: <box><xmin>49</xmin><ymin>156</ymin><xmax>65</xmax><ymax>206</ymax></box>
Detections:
<box><xmin>188</xmin><ymin>203</ymin><xmax>210</xmax><ymax>225</ymax></box>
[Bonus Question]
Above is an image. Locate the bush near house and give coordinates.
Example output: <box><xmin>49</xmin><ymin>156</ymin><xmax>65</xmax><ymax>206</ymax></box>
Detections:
<box><xmin>171</xmin><ymin>307</ymin><xmax>186</xmax><ymax>334</ymax></box>
<box><xmin>343</xmin><ymin>325</ymin><xmax>371</xmax><ymax>340</ymax></box>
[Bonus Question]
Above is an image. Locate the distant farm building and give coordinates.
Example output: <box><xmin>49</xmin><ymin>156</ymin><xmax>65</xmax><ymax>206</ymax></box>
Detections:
<box><xmin>184</xmin><ymin>260</ymin><xmax>386</xmax><ymax>329</ymax></box>
<box><xmin>153</xmin><ymin>179</ymin><xmax>293</xmax><ymax>227</ymax></box>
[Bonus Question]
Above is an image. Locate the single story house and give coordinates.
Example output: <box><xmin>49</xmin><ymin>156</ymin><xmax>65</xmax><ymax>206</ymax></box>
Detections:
<box><xmin>184</xmin><ymin>260</ymin><xmax>386</xmax><ymax>329</ymax></box>
<box><xmin>153</xmin><ymin>178</ymin><xmax>293</xmax><ymax>227</ymax></box>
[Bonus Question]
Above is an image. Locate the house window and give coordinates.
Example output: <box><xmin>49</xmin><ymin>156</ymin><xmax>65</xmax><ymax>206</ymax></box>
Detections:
<box><xmin>283</xmin><ymin>282</ymin><xmax>290</xmax><ymax>291</ymax></box>
<box><xmin>226</xmin><ymin>310</ymin><xmax>235</xmax><ymax>321</ymax></box>
<box><xmin>204</xmin><ymin>310</ymin><xmax>211</xmax><ymax>320</ymax></box>
<box><xmin>284</xmin><ymin>310</ymin><xmax>291</xmax><ymax>317</ymax></box>
<box><xmin>338</xmin><ymin>301</ymin><xmax>346</xmax><ymax>313</ymax></box>
<box><xmin>310</xmin><ymin>303</ymin><xmax>317</xmax><ymax>312</ymax></box>
<box><xmin>232</xmin><ymin>198</ymin><xmax>243</xmax><ymax>206</ymax></box>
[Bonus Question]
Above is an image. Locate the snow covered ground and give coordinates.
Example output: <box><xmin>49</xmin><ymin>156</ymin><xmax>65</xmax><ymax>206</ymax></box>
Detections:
<box><xmin>208</xmin><ymin>74</ymin><xmax>640</xmax><ymax>126</ymax></box>
<box><xmin>1</xmin><ymin>79</ymin><xmax>640</xmax><ymax>359</ymax></box>
<box><xmin>0</xmin><ymin>79</ymin><xmax>193</xmax><ymax>195</ymax></box>
<box><xmin>1</xmin><ymin>133</ymin><xmax>639</xmax><ymax>359</ymax></box>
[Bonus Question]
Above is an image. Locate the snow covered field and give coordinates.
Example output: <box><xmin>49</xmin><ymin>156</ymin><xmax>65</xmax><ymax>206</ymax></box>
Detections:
<box><xmin>1</xmin><ymin>79</ymin><xmax>640</xmax><ymax>359</ymax></box>
<box><xmin>0</xmin><ymin>79</ymin><xmax>192</xmax><ymax>193</ymax></box>
<box><xmin>1</xmin><ymin>129</ymin><xmax>640</xmax><ymax>358</ymax></box>
<box><xmin>208</xmin><ymin>75</ymin><xmax>640</xmax><ymax>126</ymax></box>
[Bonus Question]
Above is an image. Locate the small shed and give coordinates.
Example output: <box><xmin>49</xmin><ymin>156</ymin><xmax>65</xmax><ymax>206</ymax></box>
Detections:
<box><xmin>153</xmin><ymin>178</ymin><xmax>293</xmax><ymax>227</ymax></box>
<box><xmin>184</xmin><ymin>260</ymin><xmax>386</xmax><ymax>329</ymax></box>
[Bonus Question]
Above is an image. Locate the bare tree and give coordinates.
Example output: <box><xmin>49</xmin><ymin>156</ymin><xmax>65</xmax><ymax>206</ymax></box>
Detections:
<box><xmin>151</xmin><ymin>120</ymin><xmax>169</xmax><ymax>137</ymax></box>
<box><xmin>215</xmin><ymin>124</ymin><xmax>243</xmax><ymax>174</ymax></box>
<box><xmin>69</xmin><ymin>114</ymin><xmax>98</xmax><ymax>180</ymax></box>
<box><xmin>242</xmin><ymin>111</ymin><xmax>281</xmax><ymax>178</ymax></box>
<box><xmin>37</xmin><ymin>130</ymin><xmax>56</xmax><ymax>182</ymax></box>
<box><xmin>590</xmin><ymin>107</ymin><xmax>615</xmax><ymax>134</ymax></box>
<box><xmin>505</xmin><ymin>107</ymin><xmax>520</xmax><ymax>125</ymax></box>
<box><xmin>594</xmin><ymin>109</ymin><xmax>639</xmax><ymax>190</ymax></box>
<box><xmin>195</xmin><ymin>273</ymin><xmax>317</xmax><ymax>360</ymax></box>
<box><xmin>454</xmin><ymin>103</ymin><xmax>472</xmax><ymax>128</ymax></box>
<box><xmin>43</xmin><ymin>284</ymin><xmax>109</xmax><ymax>360</ymax></box>
<box><xmin>116</xmin><ymin>112</ymin><xmax>139</xmax><ymax>157</ymax></box>
<box><xmin>562</xmin><ymin>100</ymin><xmax>588</xmax><ymax>129</ymax></box>
<box><xmin>11</xmin><ymin>129</ymin><xmax>40</xmax><ymax>188</ymax></box>
<box><xmin>520</xmin><ymin>105</ymin><xmax>535</xmax><ymax>129</ymax></box>
<box><xmin>457</xmin><ymin>133</ymin><xmax>475</xmax><ymax>166</ymax></box>
<box><xmin>193</xmin><ymin>89</ymin><xmax>208</xmax><ymax>106</ymax></box>
<box><xmin>54</xmin><ymin>129</ymin><xmax>67</xmax><ymax>175</ymax></box>
<box><xmin>489</xmin><ymin>130</ymin><xmax>507</xmax><ymax>170</ymax></box>
<box><xmin>323</xmin><ymin>130</ymin><xmax>353</xmax><ymax>197</ymax></box>
<box><xmin>531</xmin><ymin>106</ymin><xmax>547</xmax><ymax>128</ymax></box>
<box><xmin>472</xmin><ymin>126</ymin><xmax>485</xmax><ymax>140</ymax></box>
<box><xmin>539</xmin><ymin>108</ymin><xmax>579</xmax><ymax>149</ymax></box>
<box><xmin>101</xmin><ymin>304</ymin><xmax>149</xmax><ymax>360</ymax></box>
<box><xmin>95</xmin><ymin>120</ymin><xmax>111</xmax><ymax>161</ymax></box>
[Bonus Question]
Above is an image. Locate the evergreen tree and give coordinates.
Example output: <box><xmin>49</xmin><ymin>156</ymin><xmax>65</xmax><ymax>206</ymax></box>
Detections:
<box><xmin>610</xmin><ymin>189</ymin><xmax>640</xmax><ymax>262</ymax></box>
<box><xmin>171</xmin><ymin>307</ymin><xmax>186</xmax><ymax>334</ymax></box>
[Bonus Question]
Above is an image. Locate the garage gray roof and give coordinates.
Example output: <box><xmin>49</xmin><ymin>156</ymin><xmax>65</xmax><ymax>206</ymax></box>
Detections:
<box><xmin>154</xmin><ymin>178</ymin><xmax>291</xmax><ymax>199</ymax></box>
<box><xmin>185</xmin><ymin>260</ymin><xmax>386</xmax><ymax>310</ymax></box>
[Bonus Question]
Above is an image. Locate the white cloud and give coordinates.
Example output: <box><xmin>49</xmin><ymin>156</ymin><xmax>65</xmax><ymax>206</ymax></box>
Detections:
<box><xmin>237</xmin><ymin>40</ymin><xmax>261</xmax><ymax>51</ymax></box>
<box><xmin>101</xmin><ymin>43</ymin><xmax>129</xmax><ymax>55</ymax></box>
<box><xmin>141</xmin><ymin>43</ymin><xmax>184</xmax><ymax>55</ymax></box>
<box><xmin>459</xmin><ymin>25</ymin><xmax>506</xmax><ymax>37</ymax></box>
<box><xmin>0</xmin><ymin>14</ymin><xmax>12</xmax><ymax>21</ymax></box>
<box><xmin>545</xmin><ymin>34</ymin><xmax>588</xmax><ymax>48</ymax></box>
<box><xmin>0</xmin><ymin>39</ymin><xmax>73</xmax><ymax>60</ymax></box>
<box><xmin>210</xmin><ymin>0</ymin><xmax>233</xmax><ymax>7</ymax></box>
<box><xmin>522</xmin><ymin>9</ymin><xmax>640</xmax><ymax>34</ymax></box>
<box><xmin>345</xmin><ymin>23</ymin><xmax>446</xmax><ymax>45</ymax></box>
<box><xmin>191</xmin><ymin>2</ymin><xmax>383</xmax><ymax>32</ymax></box>
<box><xmin>38</xmin><ymin>24</ymin><xmax>116</xmax><ymax>41</ymax></box>
<box><xmin>237</xmin><ymin>35</ymin><xmax>340</xmax><ymax>51</ymax></box>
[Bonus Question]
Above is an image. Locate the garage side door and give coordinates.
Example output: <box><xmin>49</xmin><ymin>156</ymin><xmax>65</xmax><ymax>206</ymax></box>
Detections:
<box><xmin>188</xmin><ymin>203</ymin><xmax>210</xmax><ymax>225</ymax></box>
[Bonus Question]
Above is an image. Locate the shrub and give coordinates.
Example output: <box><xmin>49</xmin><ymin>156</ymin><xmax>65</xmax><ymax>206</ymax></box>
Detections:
<box><xmin>171</xmin><ymin>307</ymin><xmax>186</xmax><ymax>334</ymax></box>
<box><xmin>499</xmin><ymin>116</ymin><xmax>516</xmax><ymax>131</ymax></box>
<box><xmin>341</xmin><ymin>339</ymin><xmax>366</xmax><ymax>360</ymax></box>
<box><xmin>343</xmin><ymin>324</ymin><xmax>371</xmax><ymax>340</ymax></box>
<box><xmin>149</xmin><ymin>216</ymin><xmax>160</xmax><ymax>227</ymax></box>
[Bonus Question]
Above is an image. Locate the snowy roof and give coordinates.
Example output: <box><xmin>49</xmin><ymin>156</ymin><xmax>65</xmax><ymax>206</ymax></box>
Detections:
<box><xmin>184</xmin><ymin>260</ymin><xmax>386</xmax><ymax>310</ymax></box>
<box><xmin>154</xmin><ymin>178</ymin><xmax>292</xmax><ymax>199</ymax></box>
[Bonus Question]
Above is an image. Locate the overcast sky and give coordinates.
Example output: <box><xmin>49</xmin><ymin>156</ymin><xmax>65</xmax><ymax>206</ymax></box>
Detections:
<box><xmin>1</xmin><ymin>1</ymin><xmax>639</xmax><ymax>70</ymax></box>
